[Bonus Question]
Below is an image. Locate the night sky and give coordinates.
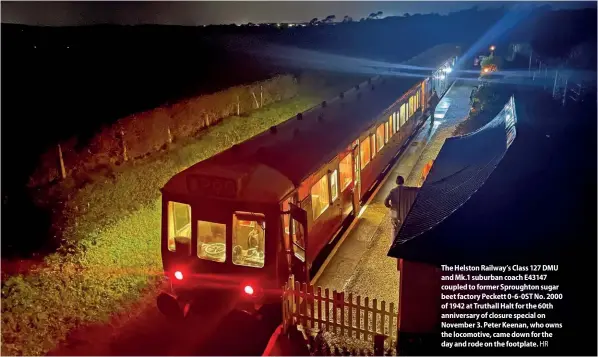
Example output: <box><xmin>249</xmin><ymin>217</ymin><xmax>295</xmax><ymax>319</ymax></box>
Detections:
<box><xmin>1</xmin><ymin>1</ymin><xmax>594</xmax><ymax>26</ymax></box>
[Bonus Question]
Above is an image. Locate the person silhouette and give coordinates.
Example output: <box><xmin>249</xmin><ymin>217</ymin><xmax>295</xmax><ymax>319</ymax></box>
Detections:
<box><xmin>384</xmin><ymin>175</ymin><xmax>405</xmax><ymax>239</ymax></box>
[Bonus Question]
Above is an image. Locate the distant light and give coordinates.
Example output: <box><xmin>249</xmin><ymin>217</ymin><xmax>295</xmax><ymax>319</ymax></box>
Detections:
<box><xmin>439</xmin><ymin>74</ymin><xmax>446</xmax><ymax>80</ymax></box>
<box><xmin>484</xmin><ymin>68</ymin><xmax>490</xmax><ymax>73</ymax></box>
<box><xmin>174</xmin><ymin>271</ymin><xmax>184</xmax><ymax>280</ymax></box>
<box><xmin>444</xmin><ymin>67</ymin><xmax>452</xmax><ymax>73</ymax></box>
<box><xmin>490</xmin><ymin>45</ymin><xmax>496</xmax><ymax>51</ymax></box>
<box><xmin>244</xmin><ymin>285</ymin><xmax>254</xmax><ymax>295</ymax></box>
<box><xmin>506</xmin><ymin>114</ymin><xmax>512</xmax><ymax>120</ymax></box>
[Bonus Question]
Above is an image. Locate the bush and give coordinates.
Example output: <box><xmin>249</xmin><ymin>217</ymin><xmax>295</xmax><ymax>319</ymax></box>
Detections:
<box><xmin>28</xmin><ymin>75</ymin><xmax>300</xmax><ymax>188</ymax></box>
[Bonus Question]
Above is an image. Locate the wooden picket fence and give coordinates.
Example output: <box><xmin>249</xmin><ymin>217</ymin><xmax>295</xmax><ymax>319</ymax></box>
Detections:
<box><xmin>282</xmin><ymin>276</ymin><xmax>398</xmax><ymax>349</ymax></box>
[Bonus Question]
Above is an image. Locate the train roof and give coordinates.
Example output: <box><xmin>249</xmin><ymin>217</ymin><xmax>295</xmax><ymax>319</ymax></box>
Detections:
<box><xmin>163</xmin><ymin>44</ymin><xmax>461</xmax><ymax>203</ymax></box>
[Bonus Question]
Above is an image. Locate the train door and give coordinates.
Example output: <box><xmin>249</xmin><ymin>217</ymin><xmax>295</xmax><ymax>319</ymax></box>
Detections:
<box><xmin>351</xmin><ymin>144</ymin><xmax>361</xmax><ymax>215</ymax></box>
<box><xmin>289</xmin><ymin>203</ymin><xmax>309</xmax><ymax>284</ymax></box>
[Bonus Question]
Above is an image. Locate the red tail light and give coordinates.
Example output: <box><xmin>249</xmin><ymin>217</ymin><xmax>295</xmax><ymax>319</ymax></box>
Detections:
<box><xmin>174</xmin><ymin>271</ymin><xmax>184</xmax><ymax>280</ymax></box>
<box><xmin>244</xmin><ymin>285</ymin><xmax>254</xmax><ymax>295</ymax></box>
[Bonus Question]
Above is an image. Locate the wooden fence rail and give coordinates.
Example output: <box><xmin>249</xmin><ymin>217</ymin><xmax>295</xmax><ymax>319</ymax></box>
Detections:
<box><xmin>282</xmin><ymin>276</ymin><xmax>398</xmax><ymax>349</ymax></box>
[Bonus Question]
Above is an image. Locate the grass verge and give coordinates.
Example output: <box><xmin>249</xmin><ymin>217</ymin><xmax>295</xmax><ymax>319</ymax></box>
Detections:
<box><xmin>2</xmin><ymin>76</ymin><xmax>362</xmax><ymax>356</ymax></box>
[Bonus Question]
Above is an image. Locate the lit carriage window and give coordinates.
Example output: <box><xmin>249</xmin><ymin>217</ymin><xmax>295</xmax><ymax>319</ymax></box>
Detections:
<box><xmin>393</xmin><ymin>112</ymin><xmax>398</xmax><ymax>133</ymax></box>
<box><xmin>330</xmin><ymin>169</ymin><xmax>339</xmax><ymax>201</ymax></box>
<box><xmin>168</xmin><ymin>202</ymin><xmax>191</xmax><ymax>252</ymax></box>
<box><xmin>311</xmin><ymin>174</ymin><xmax>330</xmax><ymax>220</ymax></box>
<box><xmin>291</xmin><ymin>218</ymin><xmax>305</xmax><ymax>262</ymax></box>
<box><xmin>399</xmin><ymin>103</ymin><xmax>407</xmax><ymax>128</ymax></box>
<box><xmin>376</xmin><ymin>124</ymin><xmax>385</xmax><ymax>152</ymax></box>
<box><xmin>360</xmin><ymin>137</ymin><xmax>371</xmax><ymax>168</ymax></box>
<box><xmin>385</xmin><ymin>122</ymin><xmax>389</xmax><ymax>143</ymax></box>
<box><xmin>416</xmin><ymin>90</ymin><xmax>421</xmax><ymax>109</ymax></box>
<box><xmin>339</xmin><ymin>154</ymin><xmax>352</xmax><ymax>191</ymax></box>
<box><xmin>412</xmin><ymin>95</ymin><xmax>417</xmax><ymax>113</ymax></box>
<box><xmin>370</xmin><ymin>134</ymin><xmax>376</xmax><ymax>158</ymax></box>
<box><xmin>388</xmin><ymin>115</ymin><xmax>393</xmax><ymax>136</ymax></box>
<box><xmin>232</xmin><ymin>212</ymin><xmax>265</xmax><ymax>268</ymax></box>
<box><xmin>197</xmin><ymin>221</ymin><xmax>226</xmax><ymax>262</ymax></box>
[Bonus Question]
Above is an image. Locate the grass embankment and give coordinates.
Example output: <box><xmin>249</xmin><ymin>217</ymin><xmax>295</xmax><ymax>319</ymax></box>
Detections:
<box><xmin>1</xmin><ymin>76</ymin><xmax>361</xmax><ymax>356</ymax></box>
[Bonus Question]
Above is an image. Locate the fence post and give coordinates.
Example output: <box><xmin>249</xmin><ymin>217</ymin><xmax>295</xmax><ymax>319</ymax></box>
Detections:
<box><xmin>374</xmin><ymin>334</ymin><xmax>386</xmax><ymax>356</ymax></box>
<box><xmin>121</xmin><ymin>130</ymin><xmax>128</xmax><ymax>162</ymax></box>
<box><xmin>260</xmin><ymin>85</ymin><xmax>264</xmax><ymax>108</ymax></box>
<box><xmin>57</xmin><ymin>143</ymin><xmax>66</xmax><ymax>180</ymax></box>
<box><xmin>251</xmin><ymin>91</ymin><xmax>260</xmax><ymax>109</ymax></box>
<box><xmin>236</xmin><ymin>95</ymin><xmax>240</xmax><ymax>116</ymax></box>
<box><xmin>167</xmin><ymin>126</ymin><xmax>173</xmax><ymax>144</ymax></box>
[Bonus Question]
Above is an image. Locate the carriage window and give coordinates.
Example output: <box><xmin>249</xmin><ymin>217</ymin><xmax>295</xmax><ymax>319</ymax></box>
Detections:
<box><xmin>399</xmin><ymin>103</ymin><xmax>407</xmax><ymax>128</ymax></box>
<box><xmin>376</xmin><ymin>124</ymin><xmax>385</xmax><ymax>152</ymax></box>
<box><xmin>393</xmin><ymin>112</ymin><xmax>398</xmax><ymax>133</ymax></box>
<box><xmin>339</xmin><ymin>154</ymin><xmax>352</xmax><ymax>190</ymax></box>
<box><xmin>385</xmin><ymin>122</ymin><xmax>389</xmax><ymax>143</ymax></box>
<box><xmin>370</xmin><ymin>134</ymin><xmax>376</xmax><ymax>158</ymax></box>
<box><xmin>311</xmin><ymin>174</ymin><xmax>330</xmax><ymax>220</ymax></box>
<box><xmin>388</xmin><ymin>115</ymin><xmax>393</xmax><ymax>136</ymax></box>
<box><xmin>330</xmin><ymin>170</ymin><xmax>338</xmax><ymax>201</ymax></box>
<box><xmin>360</xmin><ymin>138</ymin><xmax>371</xmax><ymax>168</ymax></box>
<box><xmin>232</xmin><ymin>212</ymin><xmax>265</xmax><ymax>268</ymax></box>
<box><xmin>168</xmin><ymin>202</ymin><xmax>191</xmax><ymax>252</ymax></box>
<box><xmin>410</xmin><ymin>95</ymin><xmax>417</xmax><ymax>116</ymax></box>
<box><xmin>416</xmin><ymin>91</ymin><xmax>421</xmax><ymax>109</ymax></box>
<box><xmin>292</xmin><ymin>218</ymin><xmax>305</xmax><ymax>262</ymax></box>
<box><xmin>197</xmin><ymin>221</ymin><xmax>226</xmax><ymax>262</ymax></box>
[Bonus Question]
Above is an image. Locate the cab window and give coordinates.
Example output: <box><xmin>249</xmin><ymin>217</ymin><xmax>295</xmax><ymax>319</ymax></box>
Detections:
<box><xmin>330</xmin><ymin>169</ymin><xmax>339</xmax><ymax>201</ymax></box>
<box><xmin>339</xmin><ymin>154</ymin><xmax>353</xmax><ymax>191</ymax></box>
<box><xmin>376</xmin><ymin>124</ymin><xmax>385</xmax><ymax>152</ymax></box>
<box><xmin>168</xmin><ymin>201</ymin><xmax>191</xmax><ymax>252</ymax></box>
<box><xmin>197</xmin><ymin>221</ymin><xmax>226</xmax><ymax>262</ymax></box>
<box><xmin>360</xmin><ymin>138</ymin><xmax>371</xmax><ymax>168</ymax></box>
<box><xmin>232</xmin><ymin>212</ymin><xmax>265</xmax><ymax>268</ymax></box>
<box><xmin>311</xmin><ymin>174</ymin><xmax>330</xmax><ymax>220</ymax></box>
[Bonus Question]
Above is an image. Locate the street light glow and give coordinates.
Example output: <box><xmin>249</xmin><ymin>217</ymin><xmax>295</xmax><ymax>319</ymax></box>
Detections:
<box><xmin>490</xmin><ymin>45</ymin><xmax>496</xmax><ymax>51</ymax></box>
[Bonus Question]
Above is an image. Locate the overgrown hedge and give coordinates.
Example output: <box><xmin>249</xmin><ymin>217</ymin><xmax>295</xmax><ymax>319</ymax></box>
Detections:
<box><xmin>2</xmin><ymin>74</ymin><xmax>365</xmax><ymax>356</ymax></box>
<box><xmin>29</xmin><ymin>75</ymin><xmax>298</xmax><ymax>188</ymax></box>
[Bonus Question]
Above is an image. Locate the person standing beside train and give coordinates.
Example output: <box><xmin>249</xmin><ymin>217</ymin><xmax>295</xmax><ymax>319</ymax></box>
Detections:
<box><xmin>427</xmin><ymin>89</ymin><xmax>440</xmax><ymax>125</ymax></box>
<box><xmin>384</xmin><ymin>175</ymin><xmax>406</xmax><ymax>239</ymax></box>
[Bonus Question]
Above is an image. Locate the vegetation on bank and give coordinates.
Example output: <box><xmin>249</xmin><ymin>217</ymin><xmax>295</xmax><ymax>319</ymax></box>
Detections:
<box><xmin>29</xmin><ymin>75</ymin><xmax>299</xmax><ymax>188</ymax></box>
<box><xmin>1</xmin><ymin>74</ymin><xmax>364</xmax><ymax>356</ymax></box>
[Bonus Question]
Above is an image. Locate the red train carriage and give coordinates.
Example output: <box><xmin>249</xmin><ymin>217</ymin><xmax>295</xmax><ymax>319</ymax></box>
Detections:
<box><xmin>157</xmin><ymin>44</ymin><xmax>460</xmax><ymax>318</ymax></box>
